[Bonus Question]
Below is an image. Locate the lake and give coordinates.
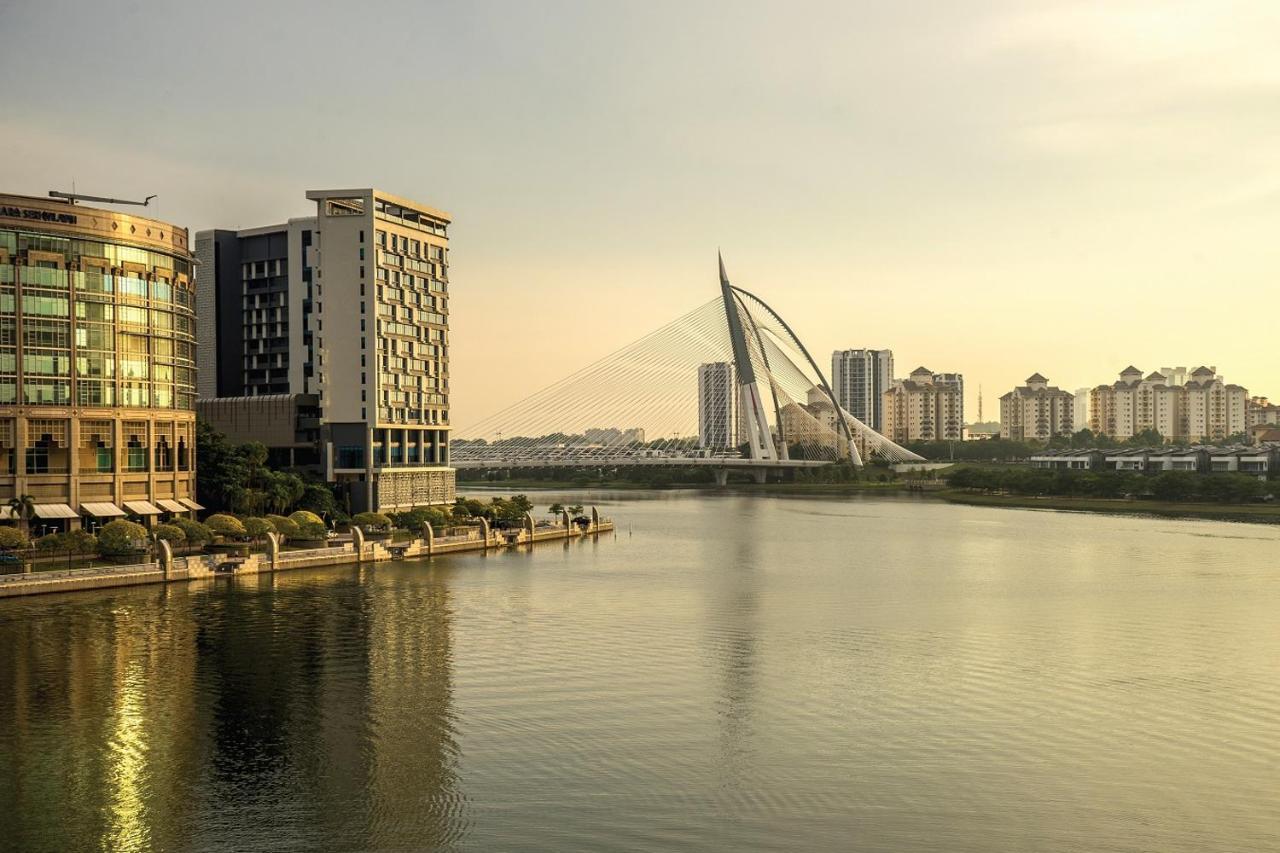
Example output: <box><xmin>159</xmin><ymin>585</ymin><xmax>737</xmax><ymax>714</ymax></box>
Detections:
<box><xmin>2</xmin><ymin>491</ymin><xmax>1278</xmax><ymax>852</ymax></box>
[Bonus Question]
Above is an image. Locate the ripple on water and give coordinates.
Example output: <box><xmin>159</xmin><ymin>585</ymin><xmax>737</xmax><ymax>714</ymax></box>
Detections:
<box><xmin>1</xmin><ymin>492</ymin><xmax>1279</xmax><ymax>852</ymax></box>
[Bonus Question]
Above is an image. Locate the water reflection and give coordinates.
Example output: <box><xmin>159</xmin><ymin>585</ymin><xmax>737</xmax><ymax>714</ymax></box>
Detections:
<box><xmin>0</xmin><ymin>565</ymin><xmax>465</xmax><ymax>852</ymax></box>
<box><xmin>703</xmin><ymin>497</ymin><xmax>761</xmax><ymax>788</ymax></box>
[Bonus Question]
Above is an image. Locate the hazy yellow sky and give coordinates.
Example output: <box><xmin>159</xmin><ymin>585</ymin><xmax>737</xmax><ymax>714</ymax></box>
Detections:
<box><xmin>2</xmin><ymin>1</ymin><xmax>1278</xmax><ymax>425</ymax></box>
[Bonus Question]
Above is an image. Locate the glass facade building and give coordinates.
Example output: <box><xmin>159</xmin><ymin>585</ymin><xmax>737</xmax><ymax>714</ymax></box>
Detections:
<box><xmin>0</xmin><ymin>194</ymin><xmax>198</xmax><ymax>532</ymax></box>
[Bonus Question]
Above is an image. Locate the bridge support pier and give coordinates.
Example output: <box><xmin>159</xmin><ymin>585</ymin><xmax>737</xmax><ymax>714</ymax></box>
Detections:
<box><xmin>751</xmin><ymin>469</ymin><xmax>767</xmax><ymax>485</ymax></box>
<box><xmin>713</xmin><ymin>469</ymin><xmax>729</xmax><ymax>487</ymax></box>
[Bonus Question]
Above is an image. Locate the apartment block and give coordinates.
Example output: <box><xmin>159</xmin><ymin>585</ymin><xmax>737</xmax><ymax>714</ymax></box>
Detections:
<box><xmin>1089</xmin><ymin>365</ymin><xmax>1247</xmax><ymax>443</ymax></box>
<box><xmin>882</xmin><ymin>367</ymin><xmax>963</xmax><ymax>443</ymax></box>
<box><xmin>999</xmin><ymin>373</ymin><xmax>1074</xmax><ymax>442</ymax></box>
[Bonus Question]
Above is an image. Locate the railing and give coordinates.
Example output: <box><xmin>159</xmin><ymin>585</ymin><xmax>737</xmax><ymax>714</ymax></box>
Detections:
<box><xmin>0</xmin><ymin>561</ymin><xmax>159</xmax><ymax>584</ymax></box>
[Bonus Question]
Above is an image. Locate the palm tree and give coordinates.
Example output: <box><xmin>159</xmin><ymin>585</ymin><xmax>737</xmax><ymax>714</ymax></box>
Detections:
<box><xmin>7</xmin><ymin>494</ymin><xmax>35</xmax><ymax>537</ymax></box>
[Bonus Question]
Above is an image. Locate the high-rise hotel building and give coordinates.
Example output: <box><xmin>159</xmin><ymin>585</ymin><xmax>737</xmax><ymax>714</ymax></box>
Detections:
<box><xmin>0</xmin><ymin>193</ymin><xmax>200</xmax><ymax>530</ymax></box>
<box><xmin>196</xmin><ymin>189</ymin><xmax>454</xmax><ymax>513</ymax></box>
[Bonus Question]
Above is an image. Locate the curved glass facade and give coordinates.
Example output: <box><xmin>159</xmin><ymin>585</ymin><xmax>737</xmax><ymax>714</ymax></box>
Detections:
<box><xmin>0</xmin><ymin>195</ymin><xmax>198</xmax><ymax>531</ymax></box>
<box><xmin>0</xmin><ymin>232</ymin><xmax>196</xmax><ymax>411</ymax></box>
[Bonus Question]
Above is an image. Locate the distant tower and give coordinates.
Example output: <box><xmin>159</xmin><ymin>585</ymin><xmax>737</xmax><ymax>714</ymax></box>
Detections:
<box><xmin>697</xmin><ymin>362</ymin><xmax>738</xmax><ymax>449</ymax></box>
<box><xmin>831</xmin><ymin>348</ymin><xmax>894</xmax><ymax>432</ymax></box>
<box><xmin>978</xmin><ymin>385</ymin><xmax>983</xmax><ymax>423</ymax></box>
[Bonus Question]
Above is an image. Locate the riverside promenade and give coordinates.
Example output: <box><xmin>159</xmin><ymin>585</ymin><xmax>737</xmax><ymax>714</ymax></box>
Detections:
<box><xmin>0</xmin><ymin>509</ymin><xmax>614</xmax><ymax>599</ymax></box>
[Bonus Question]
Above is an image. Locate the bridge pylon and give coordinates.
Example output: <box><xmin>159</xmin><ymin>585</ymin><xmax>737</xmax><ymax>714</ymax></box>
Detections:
<box><xmin>719</xmin><ymin>253</ymin><xmax>778</xmax><ymax>462</ymax></box>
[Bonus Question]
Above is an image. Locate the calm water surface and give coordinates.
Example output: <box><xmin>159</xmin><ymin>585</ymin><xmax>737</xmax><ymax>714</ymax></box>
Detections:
<box><xmin>2</xmin><ymin>491</ymin><xmax>1279</xmax><ymax>852</ymax></box>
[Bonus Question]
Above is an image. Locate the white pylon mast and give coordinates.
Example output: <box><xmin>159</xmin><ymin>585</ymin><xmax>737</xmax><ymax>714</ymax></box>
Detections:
<box><xmin>719</xmin><ymin>253</ymin><xmax>778</xmax><ymax>461</ymax></box>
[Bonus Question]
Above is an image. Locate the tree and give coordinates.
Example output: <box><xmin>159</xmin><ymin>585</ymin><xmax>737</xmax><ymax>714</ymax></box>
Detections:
<box><xmin>0</xmin><ymin>526</ymin><xmax>30</xmax><ymax>550</ymax></box>
<box><xmin>267</xmin><ymin>471</ymin><xmax>307</xmax><ymax>514</ymax></box>
<box><xmin>1150</xmin><ymin>471</ymin><xmax>1199</xmax><ymax>501</ymax></box>
<box><xmin>1126</xmin><ymin>429</ymin><xmax>1164</xmax><ymax>448</ymax></box>
<box><xmin>205</xmin><ymin>513</ymin><xmax>248</xmax><ymax>539</ymax></box>
<box><xmin>196</xmin><ymin>420</ymin><xmax>250</xmax><ymax>512</ymax></box>
<box><xmin>288</xmin><ymin>510</ymin><xmax>327</xmax><ymax>539</ymax></box>
<box><xmin>152</xmin><ymin>524</ymin><xmax>187</xmax><ymax>546</ymax></box>
<box><xmin>172</xmin><ymin>518</ymin><xmax>213</xmax><ymax>549</ymax></box>
<box><xmin>98</xmin><ymin>519</ymin><xmax>150</xmax><ymax>557</ymax></box>
<box><xmin>567</xmin><ymin>504</ymin><xmax>585</xmax><ymax>516</ymax></box>
<box><xmin>7</xmin><ymin>494</ymin><xmax>35</xmax><ymax>537</ymax></box>
<box><xmin>298</xmin><ymin>483</ymin><xmax>338</xmax><ymax>517</ymax></box>
<box><xmin>266</xmin><ymin>514</ymin><xmax>300</xmax><ymax>540</ymax></box>
<box><xmin>548</xmin><ymin>502</ymin><xmax>564</xmax><ymax>515</ymax></box>
<box><xmin>453</xmin><ymin>497</ymin><xmax>486</xmax><ymax>519</ymax></box>
<box><xmin>35</xmin><ymin>532</ymin><xmax>66</xmax><ymax>553</ymax></box>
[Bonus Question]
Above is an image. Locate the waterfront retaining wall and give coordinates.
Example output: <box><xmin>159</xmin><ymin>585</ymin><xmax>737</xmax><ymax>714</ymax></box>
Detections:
<box><xmin>0</xmin><ymin>516</ymin><xmax>615</xmax><ymax>598</ymax></box>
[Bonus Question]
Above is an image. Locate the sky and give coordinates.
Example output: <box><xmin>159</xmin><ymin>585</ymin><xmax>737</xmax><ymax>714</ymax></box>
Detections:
<box><xmin>2</xmin><ymin>0</ymin><xmax>1278</xmax><ymax>427</ymax></box>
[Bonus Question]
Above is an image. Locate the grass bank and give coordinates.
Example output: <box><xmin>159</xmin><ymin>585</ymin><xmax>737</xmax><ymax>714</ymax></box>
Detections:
<box><xmin>940</xmin><ymin>491</ymin><xmax>1280</xmax><ymax>524</ymax></box>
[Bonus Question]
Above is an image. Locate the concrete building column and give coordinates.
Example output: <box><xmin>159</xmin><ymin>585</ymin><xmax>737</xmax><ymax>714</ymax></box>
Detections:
<box><xmin>68</xmin><ymin>417</ymin><xmax>80</xmax><ymax>516</ymax></box>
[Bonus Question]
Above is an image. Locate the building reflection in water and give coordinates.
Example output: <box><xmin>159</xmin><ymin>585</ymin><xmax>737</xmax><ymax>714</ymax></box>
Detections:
<box><xmin>0</xmin><ymin>564</ymin><xmax>466</xmax><ymax>851</ymax></box>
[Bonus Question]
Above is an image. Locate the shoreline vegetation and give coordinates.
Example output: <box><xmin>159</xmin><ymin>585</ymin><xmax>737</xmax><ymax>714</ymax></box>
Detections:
<box><xmin>460</xmin><ymin>476</ymin><xmax>1280</xmax><ymax>525</ymax></box>
<box><xmin>937</xmin><ymin>491</ymin><xmax>1280</xmax><ymax>524</ymax></box>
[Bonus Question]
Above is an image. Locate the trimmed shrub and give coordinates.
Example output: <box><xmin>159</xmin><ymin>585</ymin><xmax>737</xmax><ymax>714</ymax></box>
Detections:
<box><xmin>352</xmin><ymin>511</ymin><xmax>392</xmax><ymax>530</ymax></box>
<box><xmin>391</xmin><ymin>506</ymin><xmax>449</xmax><ymax>530</ymax></box>
<box><xmin>288</xmin><ymin>510</ymin><xmax>327</xmax><ymax>540</ymax></box>
<box><xmin>172</xmin><ymin>518</ymin><xmax>212</xmax><ymax>547</ymax></box>
<box><xmin>35</xmin><ymin>533</ymin><xmax>66</xmax><ymax>552</ymax></box>
<box><xmin>98</xmin><ymin>519</ymin><xmax>149</xmax><ymax>557</ymax></box>
<box><xmin>205</xmin><ymin>514</ymin><xmax>247</xmax><ymax>539</ymax></box>
<box><xmin>243</xmin><ymin>517</ymin><xmax>274</xmax><ymax>541</ymax></box>
<box><xmin>63</xmin><ymin>529</ymin><xmax>98</xmax><ymax>554</ymax></box>
<box><xmin>0</xmin><ymin>526</ymin><xmax>29</xmax><ymax>550</ymax></box>
<box><xmin>152</xmin><ymin>524</ymin><xmax>187</xmax><ymax>545</ymax></box>
<box><xmin>265</xmin><ymin>514</ymin><xmax>299</xmax><ymax>539</ymax></box>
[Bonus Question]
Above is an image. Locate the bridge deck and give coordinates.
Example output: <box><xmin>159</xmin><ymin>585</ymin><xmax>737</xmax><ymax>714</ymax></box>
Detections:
<box><xmin>452</xmin><ymin>457</ymin><xmax>832</xmax><ymax>469</ymax></box>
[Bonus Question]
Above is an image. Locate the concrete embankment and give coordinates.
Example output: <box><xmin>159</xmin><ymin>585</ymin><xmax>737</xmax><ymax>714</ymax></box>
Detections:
<box><xmin>0</xmin><ymin>510</ymin><xmax>615</xmax><ymax>599</ymax></box>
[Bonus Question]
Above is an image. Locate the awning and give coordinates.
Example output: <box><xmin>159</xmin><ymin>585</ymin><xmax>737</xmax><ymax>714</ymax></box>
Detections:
<box><xmin>32</xmin><ymin>503</ymin><xmax>78</xmax><ymax>519</ymax></box>
<box><xmin>123</xmin><ymin>500</ymin><xmax>163</xmax><ymax>516</ymax></box>
<box><xmin>178</xmin><ymin>498</ymin><xmax>205</xmax><ymax>511</ymax></box>
<box><xmin>0</xmin><ymin>507</ymin><xmax>15</xmax><ymax>520</ymax></box>
<box><xmin>156</xmin><ymin>499</ymin><xmax>189</xmax><ymax>513</ymax></box>
<box><xmin>81</xmin><ymin>502</ymin><xmax>126</xmax><ymax>518</ymax></box>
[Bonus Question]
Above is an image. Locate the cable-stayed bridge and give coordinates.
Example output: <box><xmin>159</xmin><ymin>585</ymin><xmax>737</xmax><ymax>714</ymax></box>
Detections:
<box><xmin>451</xmin><ymin>256</ymin><xmax>923</xmax><ymax>482</ymax></box>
